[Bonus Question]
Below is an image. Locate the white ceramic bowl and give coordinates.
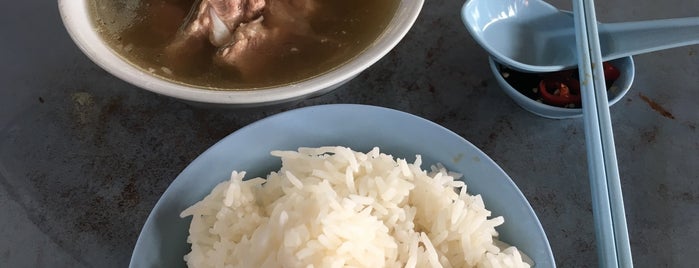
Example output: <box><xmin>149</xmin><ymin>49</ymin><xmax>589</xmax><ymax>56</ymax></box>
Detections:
<box><xmin>58</xmin><ymin>1</ymin><xmax>423</xmax><ymax>107</ymax></box>
<box><xmin>489</xmin><ymin>56</ymin><xmax>635</xmax><ymax>119</ymax></box>
<box><xmin>129</xmin><ymin>104</ymin><xmax>555</xmax><ymax>267</ymax></box>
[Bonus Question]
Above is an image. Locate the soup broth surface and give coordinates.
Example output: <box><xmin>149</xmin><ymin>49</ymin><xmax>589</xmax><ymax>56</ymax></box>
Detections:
<box><xmin>90</xmin><ymin>0</ymin><xmax>399</xmax><ymax>90</ymax></box>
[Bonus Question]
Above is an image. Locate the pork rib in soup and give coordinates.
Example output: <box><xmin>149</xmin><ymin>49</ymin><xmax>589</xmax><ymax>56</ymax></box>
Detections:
<box><xmin>90</xmin><ymin>0</ymin><xmax>399</xmax><ymax>90</ymax></box>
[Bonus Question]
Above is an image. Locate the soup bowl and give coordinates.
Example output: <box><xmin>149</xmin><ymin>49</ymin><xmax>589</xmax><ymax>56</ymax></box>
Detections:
<box><xmin>489</xmin><ymin>56</ymin><xmax>635</xmax><ymax>119</ymax></box>
<box><xmin>58</xmin><ymin>0</ymin><xmax>423</xmax><ymax>107</ymax></box>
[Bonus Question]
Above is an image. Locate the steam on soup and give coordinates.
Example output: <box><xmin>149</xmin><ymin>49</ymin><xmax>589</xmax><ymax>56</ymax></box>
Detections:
<box><xmin>89</xmin><ymin>0</ymin><xmax>400</xmax><ymax>90</ymax></box>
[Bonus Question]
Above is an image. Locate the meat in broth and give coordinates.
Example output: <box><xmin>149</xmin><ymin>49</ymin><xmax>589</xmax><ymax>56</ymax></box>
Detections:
<box><xmin>90</xmin><ymin>0</ymin><xmax>399</xmax><ymax>90</ymax></box>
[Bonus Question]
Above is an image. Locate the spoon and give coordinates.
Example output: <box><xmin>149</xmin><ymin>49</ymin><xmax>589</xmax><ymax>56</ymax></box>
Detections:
<box><xmin>461</xmin><ymin>0</ymin><xmax>699</xmax><ymax>72</ymax></box>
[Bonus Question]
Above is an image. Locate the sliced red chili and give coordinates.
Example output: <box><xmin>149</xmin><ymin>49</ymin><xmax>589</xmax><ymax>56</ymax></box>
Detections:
<box><xmin>502</xmin><ymin>62</ymin><xmax>620</xmax><ymax>108</ymax></box>
<box><xmin>603</xmin><ymin>62</ymin><xmax>620</xmax><ymax>82</ymax></box>
<box><xmin>538</xmin><ymin>77</ymin><xmax>582</xmax><ymax>107</ymax></box>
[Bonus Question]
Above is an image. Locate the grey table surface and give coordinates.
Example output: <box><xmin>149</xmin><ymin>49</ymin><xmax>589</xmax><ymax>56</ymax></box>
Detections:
<box><xmin>1</xmin><ymin>0</ymin><xmax>697</xmax><ymax>267</ymax></box>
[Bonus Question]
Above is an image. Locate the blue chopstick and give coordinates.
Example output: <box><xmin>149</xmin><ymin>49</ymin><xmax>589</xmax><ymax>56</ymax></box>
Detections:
<box><xmin>571</xmin><ymin>0</ymin><xmax>633</xmax><ymax>267</ymax></box>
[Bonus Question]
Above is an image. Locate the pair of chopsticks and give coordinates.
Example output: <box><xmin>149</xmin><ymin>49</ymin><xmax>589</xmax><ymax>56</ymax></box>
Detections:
<box><xmin>571</xmin><ymin>0</ymin><xmax>633</xmax><ymax>267</ymax></box>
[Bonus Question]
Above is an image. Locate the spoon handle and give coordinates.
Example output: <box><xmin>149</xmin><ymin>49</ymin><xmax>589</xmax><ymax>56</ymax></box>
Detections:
<box><xmin>600</xmin><ymin>17</ymin><xmax>699</xmax><ymax>60</ymax></box>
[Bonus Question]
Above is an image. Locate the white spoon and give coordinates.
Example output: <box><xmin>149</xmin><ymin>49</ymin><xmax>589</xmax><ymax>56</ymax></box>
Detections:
<box><xmin>462</xmin><ymin>0</ymin><xmax>699</xmax><ymax>72</ymax></box>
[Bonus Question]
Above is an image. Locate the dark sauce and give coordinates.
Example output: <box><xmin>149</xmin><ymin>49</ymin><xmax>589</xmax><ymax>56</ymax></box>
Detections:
<box><xmin>498</xmin><ymin>64</ymin><xmax>619</xmax><ymax>108</ymax></box>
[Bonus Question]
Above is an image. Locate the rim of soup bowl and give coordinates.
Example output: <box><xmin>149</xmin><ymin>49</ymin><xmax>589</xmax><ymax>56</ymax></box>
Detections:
<box><xmin>57</xmin><ymin>0</ymin><xmax>424</xmax><ymax>107</ymax></box>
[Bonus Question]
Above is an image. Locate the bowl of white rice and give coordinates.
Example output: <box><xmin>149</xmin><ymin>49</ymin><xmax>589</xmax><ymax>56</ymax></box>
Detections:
<box><xmin>129</xmin><ymin>104</ymin><xmax>555</xmax><ymax>267</ymax></box>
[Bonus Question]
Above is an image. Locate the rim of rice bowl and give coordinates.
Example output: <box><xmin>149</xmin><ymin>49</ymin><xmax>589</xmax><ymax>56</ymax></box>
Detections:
<box><xmin>128</xmin><ymin>104</ymin><xmax>554</xmax><ymax>268</ymax></box>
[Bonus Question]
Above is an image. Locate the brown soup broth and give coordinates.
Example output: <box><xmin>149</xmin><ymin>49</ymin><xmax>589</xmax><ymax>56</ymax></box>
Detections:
<box><xmin>89</xmin><ymin>0</ymin><xmax>400</xmax><ymax>90</ymax></box>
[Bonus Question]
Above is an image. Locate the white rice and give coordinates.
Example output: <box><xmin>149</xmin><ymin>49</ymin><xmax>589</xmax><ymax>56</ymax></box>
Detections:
<box><xmin>180</xmin><ymin>146</ymin><xmax>532</xmax><ymax>268</ymax></box>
